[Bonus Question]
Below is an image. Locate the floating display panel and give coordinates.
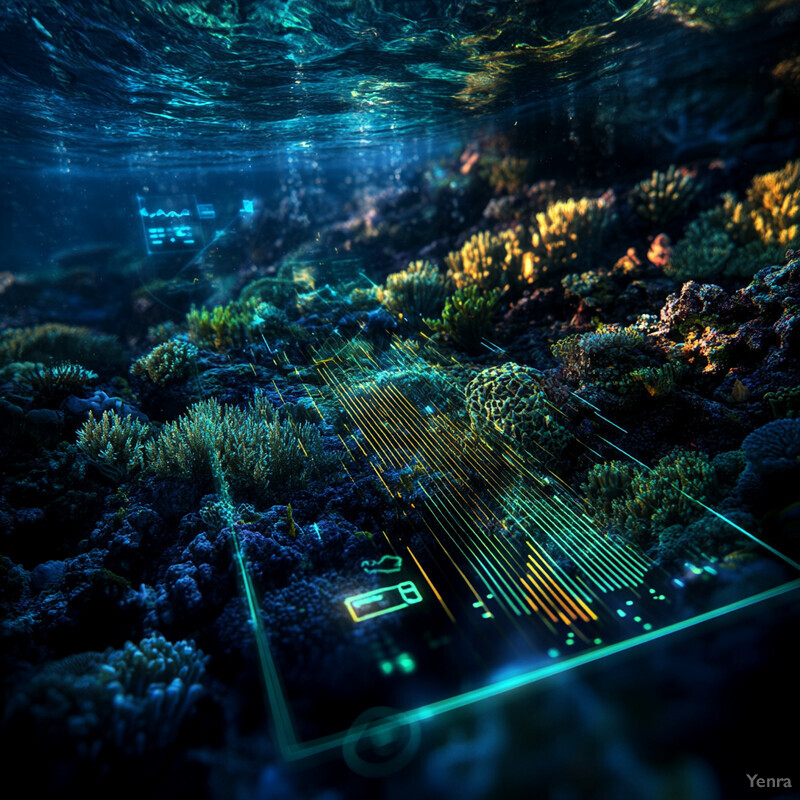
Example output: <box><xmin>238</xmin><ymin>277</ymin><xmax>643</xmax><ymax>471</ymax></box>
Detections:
<box><xmin>137</xmin><ymin>194</ymin><xmax>204</xmax><ymax>254</ymax></box>
<box><xmin>220</xmin><ymin>334</ymin><xmax>800</xmax><ymax>764</ymax></box>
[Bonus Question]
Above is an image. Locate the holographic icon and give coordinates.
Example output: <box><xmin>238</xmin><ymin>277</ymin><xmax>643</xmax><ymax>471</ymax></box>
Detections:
<box><xmin>361</xmin><ymin>555</ymin><xmax>403</xmax><ymax>574</ymax></box>
<box><xmin>345</xmin><ymin>581</ymin><xmax>423</xmax><ymax>622</ymax></box>
<box><xmin>197</xmin><ymin>203</ymin><xmax>216</xmax><ymax>220</ymax></box>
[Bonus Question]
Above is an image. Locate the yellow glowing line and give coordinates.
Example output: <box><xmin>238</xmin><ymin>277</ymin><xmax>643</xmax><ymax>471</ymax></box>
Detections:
<box><xmin>527</xmin><ymin>551</ymin><xmax>596</xmax><ymax>623</ymax></box>
<box><xmin>407</xmin><ymin>546</ymin><xmax>456</xmax><ymax>623</ymax></box>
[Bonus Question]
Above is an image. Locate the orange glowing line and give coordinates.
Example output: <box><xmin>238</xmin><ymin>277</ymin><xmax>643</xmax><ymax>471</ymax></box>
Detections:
<box><xmin>527</xmin><ymin>552</ymin><xmax>594</xmax><ymax>623</ymax></box>
<box><xmin>407</xmin><ymin>546</ymin><xmax>455</xmax><ymax>623</ymax></box>
<box><xmin>519</xmin><ymin>575</ymin><xmax>558</xmax><ymax>622</ymax></box>
<box><xmin>526</xmin><ymin>559</ymin><xmax>577</xmax><ymax>622</ymax></box>
<box><xmin>527</xmin><ymin>550</ymin><xmax>598</xmax><ymax>622</ymax></box>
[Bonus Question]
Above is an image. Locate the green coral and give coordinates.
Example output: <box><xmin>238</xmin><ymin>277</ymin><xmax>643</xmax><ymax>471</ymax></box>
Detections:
<box><xmin>560</xmin><ymin>270</ymin><xmax>614</xmax><ymax>308</ymax></box>
<box><xmin>551</xmin><ymin>326</ymin><xmax>650</xmax><ymax>396</ymax></box>
<box><xmin>377</xmin><ymin>260</ymin><xmax>449</xmax><ymax>323</ymax></box>
<box><xmin>665</xmin><ymin>215</ymin><xmax>736</xmax><ymax>281</ymax></box>
<box><xmin>425</xmin><ymin>286</ymin><xmax>501</xmax><ymax>354</ymax></box>
<box><xmin>239</xmin><ymin>276</ymin><xmax>299</xmax><ymax>307</ymax></box>
<box><xmin>76</xmin><ymin>411</ymin><xmax>152</xmax><ymax>481</ymax></box>
<box><xmin>145</xmin><ymin>393</ymin><xmax>326</xmax><ymax>498</ymax></box>
<box><xmin>186</xmin><ymin>298</ymin><xmax>259</xmax><ymax>351</ymax></box>
<box><xmin>764</xmin><ymin>385</ymin><xmax>800</xmax><ymax>419</ymax></box>
<box><xmin>583</xmin><ymin>449</ymin><xmax>719</xmax><ymax>545</ymax></box>
<box><xmin>444</xmin><ymin>228</ymin><xmax>526</xmax><ymax>294</ymax></box>
<box><xmin>629</xmin><ymin>362</ymin><xmax>684</xmax><ymax>398</ymax></box>
<box><xmin>629</xmin><ymin>164</ymin><xmax>701</xmax><ymax>224</ymax></box>
<box><xmin>528</xmin><ymin>196</ymin><xmax>616</xmax><ymax>284</ymax></box>
<box><xmin>251</xmin><ymin>301</ymin><xmax>289</xmax><ymax>334</ymax></box>
<box><xmin>131</xmin><ymin>340</ymin><xmax>198</xmax><ymax>384</ymax></box>
<box><xmin>465</xmin><ymin>363</ymin><xmax>572</xmax><ymax>461</ymax></box>
<box><xmin>25</xmin><ymin>362</ymin><xmax>98</xmax><ymax>400</ymax></box>
<box><xmin>0</xmin><ymin>323</ymin><xmax>122</xmax><ymax>368</ymax></box>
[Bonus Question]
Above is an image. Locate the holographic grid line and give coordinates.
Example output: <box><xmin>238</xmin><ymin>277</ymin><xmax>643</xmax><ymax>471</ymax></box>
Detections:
<box><xmin>215</xmin><ymin>305</ymin><xmax>800</xmax><ymax>761</ymax></box>
<box><xmin>314</xmin><ymin>340</ymin><xmax>647</xmax><ymax>627</ymax></box>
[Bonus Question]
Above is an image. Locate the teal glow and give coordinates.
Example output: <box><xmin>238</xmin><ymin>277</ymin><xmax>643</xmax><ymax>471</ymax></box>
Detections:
<box><xmin>252</xmin><ymin>578</ymin><xmax>800</xmax><ymax>760</ymax></box>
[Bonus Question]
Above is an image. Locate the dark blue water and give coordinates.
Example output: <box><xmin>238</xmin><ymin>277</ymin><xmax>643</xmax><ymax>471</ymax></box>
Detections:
<box><xmin>2</xmin><ymin>0</ymin><xmax>796</xmax><ymax>168</ymax></box>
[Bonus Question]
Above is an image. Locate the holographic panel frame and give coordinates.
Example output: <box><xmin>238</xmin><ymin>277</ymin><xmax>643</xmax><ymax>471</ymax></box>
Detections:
<box><xmin>226</xmin><ymin>337</ymin><xmax>800</xmax><ymax>762</ymax></box>
<box><xmin>137</xmin><ymin>194</ymin><xmax>204</xmax><ymax>254</ymax></box>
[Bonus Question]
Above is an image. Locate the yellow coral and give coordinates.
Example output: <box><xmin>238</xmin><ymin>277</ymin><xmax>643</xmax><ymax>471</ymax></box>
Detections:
<box><xmin>529</xmin><ymin>196</ymin><xmax>615</xmax><ymax>283</ymax></box>
<box><xmin>445</xmin><ymin>228</ymin><xmax>526</xmax><ymax>294</ymax></box>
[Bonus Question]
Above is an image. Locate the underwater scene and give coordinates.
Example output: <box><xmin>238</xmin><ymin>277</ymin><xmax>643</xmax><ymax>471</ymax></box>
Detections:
<box><xmin>2</xmin><ymin>1</ymin><xmax>800</xmax><ymax>798</ymax></box>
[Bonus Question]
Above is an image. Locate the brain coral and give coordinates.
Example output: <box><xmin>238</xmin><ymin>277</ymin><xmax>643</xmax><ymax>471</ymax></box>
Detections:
<box><xmin>465</xmin><ymin>362</ymin><xmax>572</xmax><ymax>461</ymax></box>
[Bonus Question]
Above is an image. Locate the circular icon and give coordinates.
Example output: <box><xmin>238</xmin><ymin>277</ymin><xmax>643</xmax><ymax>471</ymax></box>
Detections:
<box><xmin>342</xmin><ymin>706</ymin><xmax>421</xmax><ymax>778</ymax></box>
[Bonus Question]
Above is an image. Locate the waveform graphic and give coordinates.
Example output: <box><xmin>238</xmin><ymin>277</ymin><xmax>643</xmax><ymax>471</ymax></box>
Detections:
<box><xmin>139</xmin><ymin>208</ymin><xmax>192</xmax><ymax>219</ymax></box>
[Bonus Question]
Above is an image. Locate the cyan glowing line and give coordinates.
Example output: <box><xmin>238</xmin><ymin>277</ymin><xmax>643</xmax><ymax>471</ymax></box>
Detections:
<box><xmin>275</xmin><ymin>578</ymin><xmax>800</xmax><ymax>760</ymax></box>
<box><xmin>597</xmin><ymin>435</ymin><xmax>800</xmax><ymax>574</ymax></box>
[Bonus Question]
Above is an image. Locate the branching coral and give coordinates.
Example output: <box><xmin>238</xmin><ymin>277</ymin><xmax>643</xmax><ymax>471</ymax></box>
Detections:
<box><xmin>629</xmin><ymin>164</ymin><xmax>701</xmax><ymax>224</ymax></box>
<box><xmin>187</xmin><ymin>298</ymin><xmax>259</xmax><ymax>351</ymax></box>
<box><xmin>26</xmin><ymin>362</ymin><xmax>98</xmax><ymax>400</ymax></box>
<box><xmin>131</xmin><ymin>340</ymin><xmax>198</xmax><ymax>384</ymax></box>
<box><xmin>76</xmin><ymin>410</ymin><xmax>152</xmax><ymax>481</ymax></box>
<box><xmin>465</xmin><ymin>363</ymin><xmax>573</xmax><ymax>460</ymax></box>
<box><xmin>552</xmin><ymin>326</ymin><xmax>651</xmax><ymax>396</ymax></box>
<box><xmin>747</xmin><ymin>159</ymin><xmax>800</xmax><ymax>247</ymax></box>
<box><xmin>0</xmin><ymin>323</ymin><xmax>122</xmax><ymax>367</ymax></box>
<box><xmin>445</xmin><ymin>228</ymin><xmax>526</xmax><ymax>294</ymax></box>
<box><xmin>16</xmin><ymin>635</ymin><xmax>206</xmax><ymax>759</ymax></box>
<box><xmin>425</xmin><ymin>286</ymin><xmax>501</xmax><ymax>354</ymax></box>
<box><xmin>583</xmin><ymin>449</ymin><xmax>719</xmax><ymax>545</ymax></box>
<box><xmin>529</xmin><ymin>196</ymin><xmax>616</xmax><ymax>284</ymax></box>
<box><xmin>666</xmin><ymin>162</ymin><xmax>800</xmax><ymax>282</ymax></box>
<box><xmin>145</xmin><ymin>393</ymin><xmax>327</xmax><ymax>498</ymax></box>
<box><xmin>377</xmin><ymin>260</ymin><xmax>449</xmax><ymax>323</ymax></box>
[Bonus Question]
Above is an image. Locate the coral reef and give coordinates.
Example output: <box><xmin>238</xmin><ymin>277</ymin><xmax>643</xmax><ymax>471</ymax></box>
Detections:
<box><xmin>666</xmin><ymin>161</ymin><xmax>800</xmax><ymax>282</ymax></box>
<box><xmin>629</xmin><ymin>164</ymin><xmax>701</xmax><ymax>224</ymax></box>
<box><xmin>377</xmin><ymin>260</ymin><xmax>449</xmax><ymax>323</ymax></box>
<box><xmin>583</xmin><ymin>449</ymin><xmax>720</xmax><ymax>549</ymax></box>
<box><xmin>465</xmin><ymin>363</ymin><xmax>573</xmax><ymax>460</ymax></box>
<box><xmin>12</xmin><ymin>635</ymin><xmax>206</xmax><ymax>759</ymax></box>
<box><xmin>425</xmin><ymin>285</ymin><xmax>502</xmax><ymax>354</ymax></box>
<box><xmin>131</xmin><ymin>340</ymin><xmax>198</xmax><ymax>385</ymax></box>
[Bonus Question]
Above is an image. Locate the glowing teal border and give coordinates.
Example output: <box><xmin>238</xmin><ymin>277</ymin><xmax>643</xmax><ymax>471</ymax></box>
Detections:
<box><xmin>231</xmin><ymin>516</ymin><xmax>800</xmax><ymax>760</ymax></box>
